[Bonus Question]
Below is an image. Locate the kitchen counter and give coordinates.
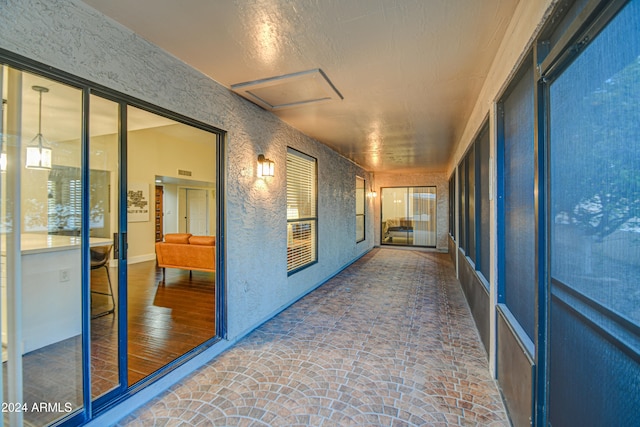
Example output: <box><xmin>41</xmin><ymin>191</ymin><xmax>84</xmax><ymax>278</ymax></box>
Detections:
<box><xmin>2</xmin><ymin>233</ymin><xmax>114</xmax><ymax>354</ymax></box>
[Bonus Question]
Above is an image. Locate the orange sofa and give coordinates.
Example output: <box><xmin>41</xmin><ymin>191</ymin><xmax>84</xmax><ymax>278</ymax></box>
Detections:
<box><xmin>155</xmin><ymin>233</ymin><xmax>216</xmax><ymax>283</ymax></box>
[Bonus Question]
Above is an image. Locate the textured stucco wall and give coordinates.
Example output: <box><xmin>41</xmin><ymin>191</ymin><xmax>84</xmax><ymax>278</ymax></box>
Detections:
<box><xmin>0</xmin><ymin>0</ymin><xmax>374</xmax><ymax>339</ymax></box>
<box><xmin>373</xmin><ymin>172</ymin><xmax>449</xmax><ymax>251</ymax></box>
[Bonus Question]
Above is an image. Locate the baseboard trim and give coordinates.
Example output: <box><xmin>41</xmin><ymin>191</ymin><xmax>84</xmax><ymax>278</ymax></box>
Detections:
<box><xmin>109</xmin><ymin>253</ymin><xmax>156</xmax><ymax>268</ymax></box>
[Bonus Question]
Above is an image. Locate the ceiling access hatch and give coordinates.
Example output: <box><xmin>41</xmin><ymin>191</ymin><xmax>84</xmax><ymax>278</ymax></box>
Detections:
<box><xmin>231</xmin><ymin>68</ymin><xmax>343</xmax><ymax>111</ymax></box>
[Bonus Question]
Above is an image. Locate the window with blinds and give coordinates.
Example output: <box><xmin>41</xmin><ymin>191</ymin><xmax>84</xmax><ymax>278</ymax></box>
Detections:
<box><xmin>356</xmin><ymin>176</ymin><xmax>365</xmax><ymax>242</ymax></box>
<box><xmin>47</xmin><ymin>166</ymin><xmax>82</xmax><ymax>234</ymax></box>
<box><xmin>287</xmin><ymin>147</ymin><xmax>317</xmax><ymax>273</ymax></box>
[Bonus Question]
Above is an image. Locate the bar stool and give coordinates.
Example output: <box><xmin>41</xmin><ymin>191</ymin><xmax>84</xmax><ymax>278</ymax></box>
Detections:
<box><xmin>90</xmin><ymin>245</ymin><xmax>115</xmax><ymax>319</ymax></box>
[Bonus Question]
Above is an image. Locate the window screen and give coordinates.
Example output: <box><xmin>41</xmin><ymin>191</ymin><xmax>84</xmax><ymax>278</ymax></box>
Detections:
<box><xmin>459</xmin><ymin>157</ymin><xmax>467</xmax><ymax>252</ymax></box>
<box><xmin>287</xmin><ymin>148</ymin><xmax>317</xmax><ymax>273</ymax></box>
<box><xmin>449</xmin><ymin>173</ymin><xmax>456</xmax><ymax>239</ymax></box>
<box><xmin>550</xmin><ymin>0</ymin><xmax>640</xmax><ymax>335</ymax></box>
<box><xmin>467</xmin><ymin>146</ymin><xmax>476</xmax><ymax>263</ymax></box>
<box><xmin>548</xmin><ymin>1</ymin><xmax>640</xmax><ymax>424</ymax></box>
<box><xmin>501</xmin><ymin>64</ymin><xmax>535</xmax><ymax>341</ymax></box>
<box><xmin>477</xmin><ymin>123</ymin><xmax>491</xmax><ymax>283</ymax></box>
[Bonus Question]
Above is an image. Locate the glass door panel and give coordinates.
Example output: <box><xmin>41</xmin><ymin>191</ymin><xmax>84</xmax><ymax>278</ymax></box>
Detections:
<box><xmin>89</xmin><ymin>94</ymin><xmax>120</xmax><ymax>400</ymax></box>
<box><xmin>1</xmin><ymin>66</ymin><xmax>85</xmax><ymax>426</ymax></box>
<box><xmin>382</xmin><ymin>187</ymin><xmax>411</xmax><ymax>245</ymax></box>
<box><xmin>126</xmin><ymin>106</ymin><xmax>217</xmax><ymax>385</ymax></box>
<box><xmin>411</xmin><ymin>187</ymin><xmax>436</xmax><ymax>246</ymax></box>
<box><xmin>381</xmin><ymin>187</ymin><xmax>436</xmax><ymax>247</ymax></box>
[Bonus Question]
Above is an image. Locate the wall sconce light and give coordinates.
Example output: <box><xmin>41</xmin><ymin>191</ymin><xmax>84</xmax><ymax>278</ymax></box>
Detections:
<box><xmin>367</xmin><ymin>172</ymin><xmax>377</xmax><ymax>197</ymax></box>
<box><xmin>257</xmin><ymin>154</ymin><xmax>274</xmax><ymax>177</ymax></box>
<box><xmin>25</xmin><ymin>85</ymin><xmax>53</xmax><ymax>170</ymax></box>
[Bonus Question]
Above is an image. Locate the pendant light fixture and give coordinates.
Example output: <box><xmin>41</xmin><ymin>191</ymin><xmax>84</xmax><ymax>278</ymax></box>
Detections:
<box><xmin>25</xmin><ymin>85</ymin><xmax>52</xmax><ymax>170</ymax></box>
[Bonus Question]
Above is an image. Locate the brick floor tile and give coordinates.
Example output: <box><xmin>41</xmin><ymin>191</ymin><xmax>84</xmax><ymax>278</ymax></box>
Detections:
<box><xmin>118</xmin><ymin>249</ymin><xmax>509</xmax><ymax>427</ymax></box>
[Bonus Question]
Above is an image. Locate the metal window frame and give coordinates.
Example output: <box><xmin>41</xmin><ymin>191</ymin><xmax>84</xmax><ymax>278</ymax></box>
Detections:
<box><xmin>532</xmin><ymin>1</ymin><xmax>631</xmax><ymax>425</ymax></box>
<box><xmin>286</xmin><ymin>147</ymin><xmax>319</xmax><ymax>275</ymax></box>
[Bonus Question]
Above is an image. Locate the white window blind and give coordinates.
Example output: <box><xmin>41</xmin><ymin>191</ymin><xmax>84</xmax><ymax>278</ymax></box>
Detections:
<box><xmin>287</xmin><ymin>148</ymin><xmax>317</xmax><ymax>273</ymax></box>
<box><xmin>47</xmin><ymin>170</ymin><xmax>82</xmax><ymax>233</ymax></box>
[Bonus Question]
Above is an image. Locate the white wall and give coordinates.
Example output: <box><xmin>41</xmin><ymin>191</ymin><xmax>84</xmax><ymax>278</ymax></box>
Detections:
<box><xmin>127</xmin><ymin>126</ymin><xmax>216</xmax><ymax>262</ymax></box>
<box><xmin>162</xmin><ymin>184</ymin><xmax>179</xmax><ymax>234</ymax></box>
<box><xmin>0</xmin><ymin>0</ymin><xmax>375</xmax><ymax>343</ymax></box>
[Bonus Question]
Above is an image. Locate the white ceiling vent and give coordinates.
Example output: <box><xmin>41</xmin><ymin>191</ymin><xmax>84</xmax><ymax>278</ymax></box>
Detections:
<box><xmin>231</xmin><ymin>68</ymin><xmax>343</xmax><ymax>111</ymax></box>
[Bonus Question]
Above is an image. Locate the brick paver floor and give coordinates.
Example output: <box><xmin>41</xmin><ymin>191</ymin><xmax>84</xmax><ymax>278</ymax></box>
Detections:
<box><xmin>117</xmin><ymin>248</ymin><xmax>510</xmax><ymax>426</ymax></box>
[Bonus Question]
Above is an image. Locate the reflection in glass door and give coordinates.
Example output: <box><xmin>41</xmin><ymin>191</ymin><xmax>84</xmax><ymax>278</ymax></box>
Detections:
<box><xmin>381</xmin><ymin>187</ymin><xmax>436</xmax><ymax>247</ymax></box>
<box><xmin>89</xmin><ymin>94</ymin><xmax>121</xmax><ymax>401</ymax></box>
<box><xmin>1</xmin><ymin>66</ymin><xmax>85</xmax><ymax>426</ymax></box>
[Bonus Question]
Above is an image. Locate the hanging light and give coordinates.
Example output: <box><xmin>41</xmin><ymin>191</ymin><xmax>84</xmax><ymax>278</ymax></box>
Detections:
<box><xmin>25</xmin><ymin>85</ymin><xmax>52</xmax><ymax>170</ymax></box>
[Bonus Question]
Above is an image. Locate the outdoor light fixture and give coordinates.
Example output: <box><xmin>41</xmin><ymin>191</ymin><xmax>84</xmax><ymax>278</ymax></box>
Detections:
<box><xmin>367</xmin><ymin>173</ymin><xmax>377</xmax><ymax>197</ymax></box>
<box><xmin>257</xmin><ymin>154</ymin><xmax>274</xmax><ymax>177</ymax></box>
<box><xmin>25</xmin><ymin>85</ymin><xmax>52</xmax><ymax>170</ymax></box>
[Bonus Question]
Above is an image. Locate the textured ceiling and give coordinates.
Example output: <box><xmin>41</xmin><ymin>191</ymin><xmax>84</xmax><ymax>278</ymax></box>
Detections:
<box><xmin>82</xmin><ymin>0</ymin><xmax>519</xmax><ymax>174</ymax></box>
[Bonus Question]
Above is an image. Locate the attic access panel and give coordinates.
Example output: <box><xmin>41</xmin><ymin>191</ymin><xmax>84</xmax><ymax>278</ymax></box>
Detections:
<box><xmin>231</xmin><ymin>68</ymin><xmax>343</xmax><ymax>111</ymax></box>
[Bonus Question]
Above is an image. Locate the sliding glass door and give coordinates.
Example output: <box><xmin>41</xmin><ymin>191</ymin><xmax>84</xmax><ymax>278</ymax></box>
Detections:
<box><xmin>381</xmin><ymin>186</ymin><xmax>436</xmax><ymax>247</ymax></box>
<box><xmin>88</xmin><ymin>94</ymin><xmax>121</xmax><ymax>402</ymax></box>
<box><xmin>0</xmin><ymin>56</ymin><xmax>223</xmax><ymax>426</ymax></box>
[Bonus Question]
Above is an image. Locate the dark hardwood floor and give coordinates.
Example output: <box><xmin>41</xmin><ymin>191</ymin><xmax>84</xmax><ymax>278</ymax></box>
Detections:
<box><xmin>4</xmin><ymin>260</ymin><xmax>215</xmax><ymax>426</ymax></box>
<box><xmin>93</xmin><ymin>260</ymin><xmax>216</xmax><ymax>389</ymax></box>
<box><xmin>126</xmin><ymin>261</ymin><xmax>216</xmax><ymax>385</ymax></box>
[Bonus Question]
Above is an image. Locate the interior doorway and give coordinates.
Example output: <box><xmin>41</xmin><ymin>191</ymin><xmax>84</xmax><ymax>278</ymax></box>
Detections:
<box><xmin>179</xmin><ymin>188</ymin><xmax>209</xmax><ymax>235</ymax></box>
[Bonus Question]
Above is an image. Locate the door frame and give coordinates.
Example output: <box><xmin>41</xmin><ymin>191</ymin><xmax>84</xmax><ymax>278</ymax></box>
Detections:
<box><xmin>379</xmin><ymin>186</ymin><xmax>437</xmax><ymax>248</ymax></box>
